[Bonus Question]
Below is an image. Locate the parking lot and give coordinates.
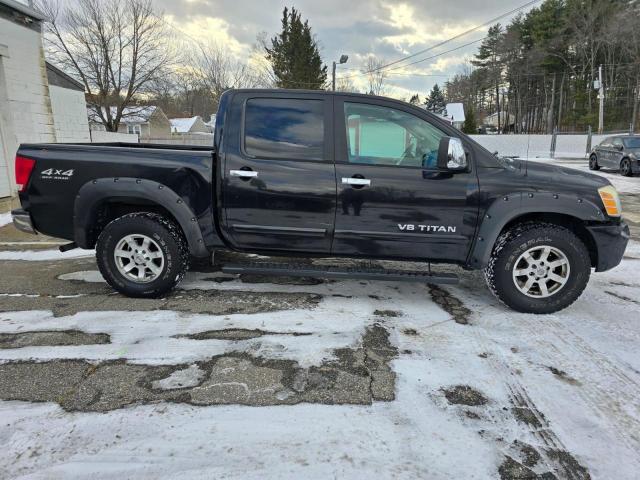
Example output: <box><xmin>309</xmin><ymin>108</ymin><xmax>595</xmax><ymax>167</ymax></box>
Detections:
<box><xmin>0</xmin><ymin>163</ymin><xmax>639</xmax><ymax>479</ymax></box>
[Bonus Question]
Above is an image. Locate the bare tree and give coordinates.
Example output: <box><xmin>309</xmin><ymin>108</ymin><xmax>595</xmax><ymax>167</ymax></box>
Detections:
<box><xmin>195</xmin><ymin>43</ymin><xmax>263</xmax><ymax>107</ymax></box>
<box><xmin>362</xmin><ymin>56</ymin><xmax>387</xmax><ymax>96</ymax></box>
<box><xmin>37</xmin><ymin>0</ymin><xmax>175</xmax><ymax>131</ymax></box>
<box><xmin>335</xmin><ymin>77</ymin><xmax>358</xmax><ymax>93</ymax></box>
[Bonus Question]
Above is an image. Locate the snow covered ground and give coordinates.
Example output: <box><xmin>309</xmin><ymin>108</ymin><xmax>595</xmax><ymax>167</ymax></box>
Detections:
<box><xmin>1</xmin><ymin>241</ymin><xmax>640</xmax><ymax>479</ymax></box>
<box><xmin>1</xmin><ymin>155</ymin><xmax>638</xmax><ymax>479</ymax></box>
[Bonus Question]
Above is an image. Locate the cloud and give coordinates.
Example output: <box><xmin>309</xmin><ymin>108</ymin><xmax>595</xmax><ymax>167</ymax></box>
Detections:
<box><xmin>144</xmin><ymin>0</ymin><xmax>535</xmax><ymax>97</ymax></box>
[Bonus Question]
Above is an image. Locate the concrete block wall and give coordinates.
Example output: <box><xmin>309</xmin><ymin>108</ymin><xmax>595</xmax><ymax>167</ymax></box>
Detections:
<box><xmin>0</xmin><ymin>16</ymin><xmax>56</xmax><ymax>198</ymax></box>
<box><xmin>49</xmin><ymin>85</ymin><xmax>90</xmax><ymax>143</ymax></box>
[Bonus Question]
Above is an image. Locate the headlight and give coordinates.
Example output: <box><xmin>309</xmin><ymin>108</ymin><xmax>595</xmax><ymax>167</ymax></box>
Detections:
<box><xmin>598</xmin><ymin>185</ymin><xmax>622</xmax><ymax>217</ymax></box>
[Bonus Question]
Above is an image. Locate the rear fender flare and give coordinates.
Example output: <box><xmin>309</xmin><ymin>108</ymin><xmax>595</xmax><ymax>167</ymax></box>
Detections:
<box><xmin>74</xmin><ymin>178</ymin><xmax>209</xmax><ymax>257</ymax></box>
<box><xmin>468</xmin><ymin>192</ymin><xmax>605</xmax><ymax>269</ymax></box>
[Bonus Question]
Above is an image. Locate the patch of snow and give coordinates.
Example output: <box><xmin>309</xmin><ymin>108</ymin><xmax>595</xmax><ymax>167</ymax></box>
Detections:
<box><xmin>0</xmin><ymin>212</ymin><xmax>12</xmax><ymax>227</ymax></box>
<box><xmin>151</xmin><ymin>364</ymin><xmax>206</xmax><ymax>390</ymax></box>
<box><xmin>0</xmin><ymin>249</ymin><xmax>94</xmax><ymax>261</ymax></box>
<box><xmin>58</xmin><ymin>271</ymin><xmax>105</xmax><ymax>283</ymax></box>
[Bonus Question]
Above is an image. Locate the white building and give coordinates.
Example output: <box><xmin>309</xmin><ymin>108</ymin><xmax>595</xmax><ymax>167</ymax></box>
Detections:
<box><xmin>170</xmin><ymin>116</ymin><xmax>210</xmax><ymax>134</ymax></box>
<box><xmin>0</xmin><ymin>0</ymin><xmax>55</xmax><ymax>198</ymax></box>
<box><xmin>0</xmin><ymin>0</ymin><xmax>90</xmax><ymax>199</ymax></box>
<box><xmin>89</xmin><ymin>106</ymin><xmax>171</xmax><ymax>139</ymax></box>
<box><xmin>46</xmin><ymin>62</ymin><xmax>90</xmax><ymax>143</ymax></box>
<box><xmin>204</xmin><ymin>113</ymin><xmax>216</xmax><ymax>133</ymax></box>
<box><xmin>444</xmin><ymin>103</ymin><xmax>465</xmax><ymax>130</ymax></box>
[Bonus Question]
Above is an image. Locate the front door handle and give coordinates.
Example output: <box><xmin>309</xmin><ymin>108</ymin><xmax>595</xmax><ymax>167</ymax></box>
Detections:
<box><xmin>342</xmin><ymin>177</ymin><xmax>371</xmax><ymax>186</ymax></box>
<box><xmin>230</xmin><ymin>169</ymin><xmax>258</xmax><ymax>179</ymax></box>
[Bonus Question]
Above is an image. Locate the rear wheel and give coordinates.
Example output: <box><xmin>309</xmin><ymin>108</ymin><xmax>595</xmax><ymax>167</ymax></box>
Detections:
<box><xmin>620</xmin><ymin>158</ymin><xmax>633</xmax><ymax>177</ymax></box>
<box><xmin>96</xmin><ymin>212</ymin><xmax>190</xmax><ymax>298</ymax></box>
<box><xmin>484</xmin><ymin>222</ymin><xmax>591</xmax><ymax>314</ymax></box>
<box><xmin>589</xmin><ymin>154</ymin><xmax>600</xmax><ymax>170</ymax></box>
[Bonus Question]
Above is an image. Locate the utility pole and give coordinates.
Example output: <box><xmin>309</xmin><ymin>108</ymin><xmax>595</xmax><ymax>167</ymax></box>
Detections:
<box><xmin>632</xmin><ymin>78</ymin><xmax>639</xmax><ymax>134</ymax></box>
<box><xmin>598</xmin><ymin>64</ymin><xmax>604</xmax><ymax>134</ymax></box>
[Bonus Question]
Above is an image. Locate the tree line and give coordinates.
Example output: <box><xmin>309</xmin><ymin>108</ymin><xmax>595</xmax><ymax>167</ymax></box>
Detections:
<box><xmin>444</xmin><ymin>0</ymin><xmax>640</xmax><ymax>133</ymax></box>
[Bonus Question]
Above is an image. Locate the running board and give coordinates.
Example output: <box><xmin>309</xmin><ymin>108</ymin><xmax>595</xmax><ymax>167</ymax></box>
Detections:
<box><xmin>221</xmin><ymin>262</ymin><xmax>458</xmax><ymax>284</ymax></box>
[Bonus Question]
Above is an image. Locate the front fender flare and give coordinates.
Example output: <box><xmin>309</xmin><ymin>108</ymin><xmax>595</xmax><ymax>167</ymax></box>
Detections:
<box><xmin>468</xmin><ymin>191</ymin><xmax>605</xmax><ymax>269</ymax></box>
<box><xmin>74</xmin><ymin>178</ymin><xmax>209</xmax><ymax>257</ymax></box>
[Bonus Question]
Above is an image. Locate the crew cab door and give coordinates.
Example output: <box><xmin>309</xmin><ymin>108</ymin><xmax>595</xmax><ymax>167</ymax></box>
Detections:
<box><xmin>332</xmin><ymin>97</ymin><xmax>479</xmax><ymax>261</ymax></box>
<box><xmin>221</xmin><ymin>92</ymin><xmax>336</xmax><ymax>253</ymax></box>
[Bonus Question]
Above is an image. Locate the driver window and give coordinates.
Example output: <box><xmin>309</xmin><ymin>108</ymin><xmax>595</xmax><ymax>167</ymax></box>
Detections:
<box><xmin>344</xmin><ymin>102</ymin><xmax>446</xmax><ymax>168</ymax></box>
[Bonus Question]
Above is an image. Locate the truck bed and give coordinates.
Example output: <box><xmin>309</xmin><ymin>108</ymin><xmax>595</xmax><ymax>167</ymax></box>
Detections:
<box><xmin>17</xmin><ymin>142</ymin><xmax>217</xmax><ymax>250</ymax></box>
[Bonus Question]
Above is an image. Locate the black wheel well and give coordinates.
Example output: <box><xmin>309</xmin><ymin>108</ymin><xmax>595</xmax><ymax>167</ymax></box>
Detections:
<box><xmin>88</xmin><ymin>198</ymin><xmax>182</xmax><ymax>248</ymax></box>
<box><xmin>500</xmin><ymin>213</ymin><xmax>598</xmax><ymax>268</ymax></box>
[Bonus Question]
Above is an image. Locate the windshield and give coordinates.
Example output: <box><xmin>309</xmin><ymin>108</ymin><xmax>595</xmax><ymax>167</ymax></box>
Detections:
<box><xmin>623</xmin><ymin>137</ymin><xmax>640</xmax><ymax>148</ymax></box>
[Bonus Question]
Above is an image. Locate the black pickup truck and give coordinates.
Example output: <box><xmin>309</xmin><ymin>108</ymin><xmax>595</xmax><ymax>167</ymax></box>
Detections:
<box><xmin>12</xmin><ymin>89</ymin><xmax>629</xmax><ymax>313</ymax></box>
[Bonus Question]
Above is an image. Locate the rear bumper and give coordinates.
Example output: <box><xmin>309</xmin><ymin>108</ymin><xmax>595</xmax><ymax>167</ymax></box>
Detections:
<box><xmin>11</xmin><ymin>208</ymin><xmax>37</xmax><ymax>235</ymax></box>
<box><xmin>587</xmin><ymin>221</ymin><xmax>630</xmax><ymax>272</ymax></box>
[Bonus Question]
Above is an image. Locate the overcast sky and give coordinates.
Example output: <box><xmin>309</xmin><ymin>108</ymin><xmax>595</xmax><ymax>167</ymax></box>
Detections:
<box><xmin>39</xmin><ymin>0</ymin><xmax>537</xmax><ymax>100</ymax></box>
<box><xmin>154</xmin><ymin>0</ymin><xmax>538</xmax><ymax>99</ymax></box>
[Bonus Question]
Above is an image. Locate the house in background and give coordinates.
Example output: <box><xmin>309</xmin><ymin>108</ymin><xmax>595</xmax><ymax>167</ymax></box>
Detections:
<box><xmin>443</xmin><ymin>103</ymin><xmax>465</xmax><ymax>130</ymax></box>
<box><xmin>204</xmin><ymin>113</ymin><xmax>216</xmax><ymax>133</ymax></box>
<box><xmin>46</xmin><ymin>62</ymin><xmax>90</xmax><ymax>143</ymax></box>
<box><xmin>0</xmin><ymin>0</ymin><xmax>55</xmax><ymax>199</ymax></box>
<box><xmin>170</xmin><ymin>116</ymin><xmax>209</xmax><ymax>134</ymax></box>
<box><xmin>89</xmin><ymin>106</ymin><xmax>171</xmax><ymax>139</ymax></box>
<box><xmin>420</xmin><ymin>103</ymin><xmax>465</xmax><ymax>130</ymax></box>
<box><xmin>483</xmin><ymin>111</ymin><xmax>516</xmax><ymax>132</ymax></box>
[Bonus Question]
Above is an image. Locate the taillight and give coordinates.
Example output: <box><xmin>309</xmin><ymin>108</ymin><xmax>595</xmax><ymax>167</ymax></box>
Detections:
<box><xmin>15</xmin><ymin>155</ymin><xmax>35</xmax><ymax>193</ymax></box>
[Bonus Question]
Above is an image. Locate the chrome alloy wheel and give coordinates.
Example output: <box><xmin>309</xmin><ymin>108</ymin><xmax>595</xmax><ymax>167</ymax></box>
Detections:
<box><xmin>512</xmin><ymin>245</ymin><xmax>570</xmax><ymax>298</ymax></box>
<box><xmin>113</xmin><ymin>234</ymin><xmax>165</xmax><ymax>283</ymax></box>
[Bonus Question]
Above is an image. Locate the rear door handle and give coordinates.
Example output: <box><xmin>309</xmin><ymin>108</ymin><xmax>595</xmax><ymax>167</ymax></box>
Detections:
<box><xmin>230</xmin><ymin>169</ymin><xmax>258</xmax><ymax>178</ymax></box>
<box><xmin>342</xmin><ymin>177</ymin><xmax>371</xmax><ymax>186</ymax></box>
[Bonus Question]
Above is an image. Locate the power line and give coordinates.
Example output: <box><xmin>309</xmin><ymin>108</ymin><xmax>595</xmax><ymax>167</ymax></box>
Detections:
<box><xmin>349</xmin><ymin>0</ymin><xmax>543</xmax><ymax>77</ymax></box>
<box><xmin>341</xmin><ymin>37</ymin><xmax>485</xmax><ymax>81</ymax></box>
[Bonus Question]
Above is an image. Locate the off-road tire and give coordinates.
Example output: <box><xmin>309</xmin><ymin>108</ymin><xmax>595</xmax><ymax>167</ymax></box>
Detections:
<box><xmin>96</xmin><ymin>213</ymin><xmax>190</xmax><ymax>298</ymax></box>
<box><xmin>484</xmin><ymin>222</ymin><xmax>591</xmax><ymax>314</ymax></box>
<box><xmin>620</xmin><ymin>158</ymin><xmax>633</xmax><ymax>177</ymax></box>
<box><xmin>589</xmin><ymin>154</ymin><xmax>600</xmax><ymax>170</ymax></box>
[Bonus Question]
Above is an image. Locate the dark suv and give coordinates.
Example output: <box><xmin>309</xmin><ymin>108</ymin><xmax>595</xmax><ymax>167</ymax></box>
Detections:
<box><xmin>589</xmin><ymin>135</ymin><xmax>640</xmax><ymax>176</ymax></box>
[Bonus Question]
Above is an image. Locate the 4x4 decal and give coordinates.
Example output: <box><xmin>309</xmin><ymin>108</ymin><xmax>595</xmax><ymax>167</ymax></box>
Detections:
<box><xmin>40</xmin><ymin>168</ymin><xmax>74</xmax><ymax>180</ymax></box>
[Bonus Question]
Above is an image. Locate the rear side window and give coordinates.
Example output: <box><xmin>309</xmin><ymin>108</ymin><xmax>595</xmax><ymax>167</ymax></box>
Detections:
<box><xmin>244</xmin><ymin>98</ymin><xmax>324</xmax><ymax>160</ymax></box>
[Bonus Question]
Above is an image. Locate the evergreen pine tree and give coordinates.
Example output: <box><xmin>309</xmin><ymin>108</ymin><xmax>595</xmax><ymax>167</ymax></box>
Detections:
<box><xmin>425</xmin><ymin>84</ymin><xmax>446</xmax><ymax>114</ymax></box>
<box><xmin>265</xmin><ymin>7</ymin><xmax>327</xmax><ymax>89</ymax></box>
<box><xmin>462</xmin><ymin>105</ymin><xmax>477</xmax><ymax>134</ymax></box>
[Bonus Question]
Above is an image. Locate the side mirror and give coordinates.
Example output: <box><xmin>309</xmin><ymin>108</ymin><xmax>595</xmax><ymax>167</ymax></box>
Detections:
<box><xmin>616</xmin><ymin>144</ymin><xmax>624</xmax><ymax>151</ymax></box>
<box><xmin>437</xmin><ymin>137</ymin><xmax>468</xmax><ymax>171</ymax></box>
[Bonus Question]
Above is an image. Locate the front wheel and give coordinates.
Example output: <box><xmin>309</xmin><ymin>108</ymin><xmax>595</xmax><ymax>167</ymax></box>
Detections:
<box><xmin>589</xmin><ymin>154</ymin><xmax>600</xmax><ymax>170</ymax></box>
<box><xmin>484</xmin><ymin>223</ymin><xmax>591</xmax><ymax>314</ymax></box>
<box><xmin>96</xmin><ymin>212</ymin><xmax>190</xmax><ymax>298</ymax></box>
<box><xmin>620</xmin><ymin>158</ymin><xmax>633</xmax><ymax>177</ymax></box>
